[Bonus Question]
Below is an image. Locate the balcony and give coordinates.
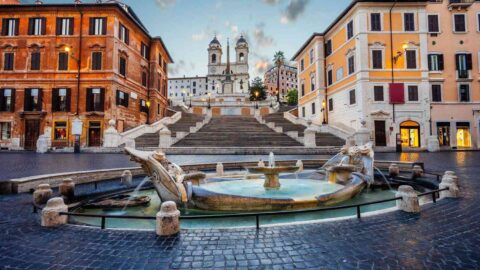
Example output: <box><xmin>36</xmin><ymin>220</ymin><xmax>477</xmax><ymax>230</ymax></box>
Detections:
<box><xmin>448</xmin><ymin>0</ymin><xmax>475</xmax><ymax>10</ymax></box>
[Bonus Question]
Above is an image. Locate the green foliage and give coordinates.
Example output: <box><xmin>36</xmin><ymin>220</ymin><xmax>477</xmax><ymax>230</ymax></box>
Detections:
<box><xmin>273</xmin><ymin>51</ymin><xmax>286</xmax><ymax>67</ymax></box>
<box><xmin>249</xmin><ymin>77</ymin><xmax>267</xmax><ymax>101</ymax></box>
<box><xmin>286</xmin><ymin>88</ymin><xmax>298</xmax><ymax>105</ymax></box>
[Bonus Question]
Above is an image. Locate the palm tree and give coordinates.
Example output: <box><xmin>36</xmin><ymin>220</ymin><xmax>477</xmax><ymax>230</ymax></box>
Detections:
<box><xmin>273</xmin><ymin>51</ymin><xmax>286</xmax><ymax>104</ymax></box>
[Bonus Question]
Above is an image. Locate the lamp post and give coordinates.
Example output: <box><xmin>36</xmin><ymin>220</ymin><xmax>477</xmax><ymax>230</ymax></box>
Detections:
<box><xmin>182</xmin><ymin>88</ymin><xmax>186</xmax><ymax>102</ymax></box>
<box><xmin>146</xmin><ymin>100</ymin><xmax>151</xmax><ymax>124</ymax></box>
<box><xmin>321</xmin><ymin>99</ymin><xmax>327</xmax><ymax>125</ymax></box>
<box><xmin>207</xmin><ymin>92</ymin><xmax>211</xmax><ymax>110</ymax></box>
<box><xmin>255</xmin><ymin>91</ymin><xmax>259</xmax><ymax>110</ymax></box>
<box><xmin>188</xmin><ymin>93</ymin><xmax>192</xmax><ymax>108</ymax></box>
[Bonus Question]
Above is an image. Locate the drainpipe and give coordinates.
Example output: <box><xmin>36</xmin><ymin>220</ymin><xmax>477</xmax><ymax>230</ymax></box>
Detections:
<box><xmin>146</xmin><ymin>40</ymin><xmax>152</xmax><ymax>125</ymax></box>
<box><xmin>76</xmin><ymin>6</ymin><xmax>83</xmax><ymax>116</ymax></box>
<box><xmin>389</xmin><ymin>0</ymin><xmax>397</xmax><ymax>123</ymax></box>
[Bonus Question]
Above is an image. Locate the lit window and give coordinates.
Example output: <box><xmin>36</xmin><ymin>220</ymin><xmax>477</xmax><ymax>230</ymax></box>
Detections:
<box><xmin>54</xmin><ymin>122</ymin><xmax>67</xmax><ymax>140</ymax></box>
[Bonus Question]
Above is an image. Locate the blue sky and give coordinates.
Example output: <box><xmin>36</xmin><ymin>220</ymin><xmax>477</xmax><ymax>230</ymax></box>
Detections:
<box><xmin>26</xmin><ymin>0</ymin><xmax>351</xmax><ymax>79</ymax></box>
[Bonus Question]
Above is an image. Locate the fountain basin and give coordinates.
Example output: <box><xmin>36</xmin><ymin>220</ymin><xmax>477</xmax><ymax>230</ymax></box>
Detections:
<box><xmin>246</xmin><ymin>166</ymin><xmax>300</xmax><ymax>189</ymax></box>
<box><xmin>84</xmin><ymin>195</ymin><xmax>151</xmax><ymax>209</ymax></box>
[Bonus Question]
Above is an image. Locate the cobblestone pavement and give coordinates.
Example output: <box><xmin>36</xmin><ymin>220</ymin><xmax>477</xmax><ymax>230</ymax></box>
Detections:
<box><xmin>1</xmin><ymin>152</ymin><xmax>480</xmax><ymax>269</ymax></box>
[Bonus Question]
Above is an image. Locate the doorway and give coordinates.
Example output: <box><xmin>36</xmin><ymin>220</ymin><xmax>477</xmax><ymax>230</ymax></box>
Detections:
<box><xmin>456</xmin><ymin>122</ymin><xmax>471</xmax><ymax>148</ymax></box>
<box><xmin>437</xmin><ymin>122</ymin><xmax>450</xmax><ymax>147</ymax></box>
<box><xmin>88</xmin><ymin>121</ymin><xmax>102</xmax><ymax>147</ymax></box>
<box><xmin>374</xmin><ymin>120</ymin><xmax>387</xmax><ymax>146</ymax></box>
<box><xmin>24</xmin><ymin>119</ymin><xmax>40</xmax><ymax>150</ymax></box>
<box><xmin>400</xmin><ymin>121</ymin><xmax>420</xmax><ymax>148</ymax></box>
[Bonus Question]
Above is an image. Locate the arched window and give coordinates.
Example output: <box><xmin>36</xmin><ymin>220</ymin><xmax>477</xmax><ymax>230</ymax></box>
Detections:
<box><xmin>400</xmin><ymin>121</ymin><xmax>420</xmax><ymax>148</ymax></box>
<box><xmin>211</xmin><ymin>54</ymin><xmax>217</xmax><ymax>63</ymax></box>
<box><xmin>239</xmin><ymin>53</ymin><xmax>245</xmax><ymax>62</ymax></box>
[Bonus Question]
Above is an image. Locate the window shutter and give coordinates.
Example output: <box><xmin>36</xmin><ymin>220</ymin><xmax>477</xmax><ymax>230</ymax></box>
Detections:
<box><xmin>124</xmin><ymin>92</ymin><xmax>129</xmax><ymax>108</ymax></box>
<box><xmin>438</xmin><ymin>54</ymin><xmax>444</xmax><ymax>70</ymax></box>
<box><xmin>102</xmin><ymin>18</ymin><xmax>107</xmax><ymax>35</ymax></box>
<box><xmin>1</xmin><ymin>19</ymin><xmax>7</xmax><ymax>36</ymax></box>
<box><xmin>69</xmin><ymin>18</ymin><xmax>74</xmax><ymax>35</ymax></box>
<box><xmin>14</xmin><ymin>19</ymin><xmax>19</xmax><ymax>35</ymax></box>
<box><xmin>38</xmin><ymin>89</ymin><xmax>43</xmax><ymax>111</ymax></box>
<box><xmin>455</xmin><ymin>54</ymin><xmax>460</xmax><ymax>71</ymax></box>
<box><xmin>0</xmin><ymin>89</ymin><xmax>4</xmax><ymax>111</ymax></box>
<box><xmin>466</xmin><ymin>54</ymin><xmax>472</xmax><ymax>70</ymax></box>
<box><xmin>56</xmin><ymin>18</ymin><xmax>62</xmax><ymax>35</ymax></box>
<box><xmin>52</xmin><ymin>88</ymin><xmax>59</xmax><ymax>111</ymax></box>
<box><xmin>10</xmin><ymin>89</ymin><xmax>15</xmax><ymax>112</ymax></box>
<box><xmin>24</xmin><ymin>89</ymin><xmax>31</xmax><ymax>111</ymax></box>
<box><xmin>28</xmin><ymin>18</ymin><xmax>34</xmax><ymax>35</ymax></box>
<box><xmin>89</xmin><ymin>18</ymin><xmax>94</xmax><ymax>35</ymax></box>
<box><xmin>86</xmin><ymin>88</ymin><xmax>92</xmax><ymax>111</ymax></box>
<box><xmin>125</xmin><ymin>28</ymin><xmax>129</xmax><ymax>45</ymax></box>
<box><xmin>428</xmin><ymin>55</ymin><xmax>432</xmax><ymax>71</ymax></box>
<box><xmin>41</xmin><ymin>18</ymin><xmax>46</xmax><ymax>35</ymax></box>
<box><xmin>66</xmin><ymin>88</ymin><xmax>71</xmax><ymax>112</ymax></box>
<box><xmin>99</xmin><ymin>88</ymin><xmax>105</xmax><ymax>111</ymax></box>
<box><xmin>116</xmin><ymin>90</ymin><xmax>120</xmax><ymax>105</ymax></box>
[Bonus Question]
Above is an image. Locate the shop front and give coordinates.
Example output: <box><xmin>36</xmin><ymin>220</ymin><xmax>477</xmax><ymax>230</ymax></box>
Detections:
<box><xmin>400</xmin><ymin>121</ymin><xmax>420</xmax><ymax>148</ymax></box>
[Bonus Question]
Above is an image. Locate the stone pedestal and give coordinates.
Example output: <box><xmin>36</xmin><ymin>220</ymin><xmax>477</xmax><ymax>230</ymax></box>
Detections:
<box><xmin>159</xmin><ymin>128</ymin><xmax>172</xmax><ymax>148</ymax></box>
<box><xmin>304</xmin><ymin>126</ymin><xmax>316</xmax><ymax>147</ymax></box>
<box><xmin>216</xmin><ymin>162</ymin><xmax>224</xmax><ymax>176</ymax></box>
<box><xmin>427</xmin><ymin>136</ymin><xmax>440</xmax><ymax>152</ymax></box>
<box><xmin>353</xmin><ymin>120</ymin><xmax>371</xmax><ymax>146</ymax></box>
<box><xmin>258</xmin><ymin>160</ymin><xmax>265</xmax><ymax>168</ymax></box>
<box><xmin>412</xmin><ymin>165</ymin><xmax>423</xmax><ymax>178</ymax></box>
<box><xmin>103</xmin><ymin>120</ymin><xmax>121</xmax><ymax>148</ymax></box>
<box><xmin>156</xmin><ymin>201</ymin><xmax>180</xmax><ymax>236</ymax></box>
<box><xmin>296</xmin><ymin>160</ymin><xmax>304</xmax><ymax>172</ymax></box>
<box><xmin>263</xmin><ymin>173</ymin><xmax>281</xmax><ymax>189</ymax></box>
<box><xmin>121</xmin><ymin>170</ymin><xmax>133</xmax><ymax>186</ymax></box>
<box><xmin>389</xmin><ymin>164</ymin><xmax>400</xmax><ymax>177</ymax></box>
<box><xmin>33</xmin><ymin>184</ymin><xmax>53</xmax><ymax>205</ymax></box>
<box><xmin>395</xmin><ymin>185</ymin><xmax>420</xmax><ymax>213</ymax></box>
<box><xmin>41</xmin><ymin>197</ymin><xmax>68</xmax><ymax>227</ymax></box>
<box><xmin>59</xmin><ymin>178</ymin><xmax>75</xmax><ymax>200</ymax></box>
<box><xmin>36</xmin><ymin>135</ymin><xmax>50</xmax><ymax>153</ymax></box>
<box><xmin>439</xmin><ymin>173</ymin><xmax>460</xmax><ymax>199</ymax></box>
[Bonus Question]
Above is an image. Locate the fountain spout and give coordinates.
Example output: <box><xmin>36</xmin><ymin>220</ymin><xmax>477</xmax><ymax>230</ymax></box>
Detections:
<box><xmin>269</xmin><ymin>152</ymin><xmax>275</xmax><ymax>168</ymax></box>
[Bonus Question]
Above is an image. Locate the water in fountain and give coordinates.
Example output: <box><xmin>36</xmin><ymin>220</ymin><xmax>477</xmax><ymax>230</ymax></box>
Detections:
<box><xmin>374</xmin><ymin>166</ymin><xmax>394</xmax><ymax>191</ymax></box>
<box><xmin>121</xmin><ymin>176</ymin><xmax>151</xmax><ymax>212</ymax></box>
<box><xmin>321</xmin><ymin>153</ymin><xmax>343</xmax><ymax>169</ymax></box>
<box><xmin>269</xmin><ymin>152</ymin><xmax>275</xmax><ymax>168</ymax></box>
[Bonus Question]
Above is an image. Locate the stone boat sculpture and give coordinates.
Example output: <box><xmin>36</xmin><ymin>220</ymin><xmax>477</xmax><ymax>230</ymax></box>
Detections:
<box><xmin>124</xmin><ymin>144</ymin><xmax>374</xmax><ymax>211</ymax></box>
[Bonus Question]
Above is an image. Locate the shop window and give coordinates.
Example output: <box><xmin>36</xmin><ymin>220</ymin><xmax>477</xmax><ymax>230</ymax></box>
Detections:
<box><xmin>0</xmin><ymin>122</ymin><xmax>11</xmax><ymax>140</ymax></box>
<box><xmin>54</xmin><ymin>122</ymin><xmax>67</xmax><ymax>141</ymax></box>
<box><xmin>400</xmin><ymin>121</ymin><xmax>420</xmax><ymax>148</ymax></box>
<box><xmin>456</xmin><ymin>123</ymin><xmax>471</xmax><ymax>148</ymax></box>
<box><xmin>437</xmin><ymin>122</ymin><xmax>450</xmax><ymax>147</ymax></box>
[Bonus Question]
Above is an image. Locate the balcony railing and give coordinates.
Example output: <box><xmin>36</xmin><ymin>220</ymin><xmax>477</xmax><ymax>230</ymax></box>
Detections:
<box><xmin>448</xmin><ymin>0</ymin><xmax>475</xmax><ymax>9</ymax></box>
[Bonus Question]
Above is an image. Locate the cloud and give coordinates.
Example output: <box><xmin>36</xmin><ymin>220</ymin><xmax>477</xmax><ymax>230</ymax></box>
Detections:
<box><xmin>168</xmin><ymin>60</ymin><xmax>197</xmax><ymax>77</ymax></box>
<box><xmin>192</xmin><ymin>31</ymin><xmax>207</xmax><ymax>41</ymax></box>
<box><xmin>155</xmin><ymin>0</ymin><xmax>176</xmax><ymax>9</ymax></box>
<box><xmin>280</xmin><ymin>0</ymin><xmax>309</xmax><ymax>24</ymax></box>
<box><xmin>262</xmin><ymin>0</ymin><xmax>280</xmax><ymax>5</ymax></box>
<box><xmin>253</xmin><ymin>23</ymin><xmax>274</xmax><ymax>48</ymax></box>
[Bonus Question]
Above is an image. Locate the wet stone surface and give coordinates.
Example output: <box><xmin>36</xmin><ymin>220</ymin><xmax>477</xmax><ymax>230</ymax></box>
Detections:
<box><xmin>0</xmin><ymin>152</ymin><xmax>480</xmax><ymax>269</ymax></box>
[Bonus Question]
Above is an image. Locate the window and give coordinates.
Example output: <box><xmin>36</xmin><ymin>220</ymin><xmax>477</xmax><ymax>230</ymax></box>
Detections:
<box><xmin>239</xmin><ymin>53</ymin><xmax>245</xmax><ymax>62</ymax></box>
<box><xmin>53</xmin><ymin>122</ymin><xmax>67</xmax><ymax>141</ymax></box>
<box><xmin>28</xmin><ymin>17</ymin><xmax>46</xmax><ymax>35</ymax></box>
<box><xmin>300</xmin><ymin>59</ymin><xmax>304</xmax><ymax>71</ymax></box>
<box><xmin>91</xmin><ymin>52</ymin><xmax>102</xmax><ymax>70</ymax></box>
<box><xmin>89</xmin><ymin>17</ymin><xmax>106</xmax><ymax>35</ymax></box>
<box><xmin>349</xmin><ymin>89</ymin><xmax>356</xmax><ymax>105</ymax></box>
<box><xmin>52</xmin><ymin>88</ymin><xmax>70</xmax><ymax>112</ymax></box>
<box><xmin>404</xmin><ymin>13</ymin><xmax>415</xmax><ymax>31</ymax></box>
<box><xmin>478</xmin><ymin>13</ymin><xmax>480</xmax><ymax>32</ymax></box>
<box><xmin>459</xmin><ymin>84</ymin><xmax>470</xmax><ymax>102</ymax></box>
<box><xmin>311</xmin><ymin>102</ymin><xmax>316</xmax><ymax>115</ymax></box>
<box><xmin>3</xmin><ymin>52</ymin><xmax>14</xmax><ymax>71</ymax></box>
<box><xmin>158</xmin><ymin>54</ymin><xmax>163</xmax><ymax>66</ymax></box>
<box><xmin>373</xmin><ymin>86</ymin><xmax>384</xmax><ymax>102</ymax></box>
<box><xmin>58</xmin><ymin>52</ymin><xmax>69</xmax><ymax>70</ymax></box>
<box><xmin>432</xmin><ymin>84</ymin><xmax>442</xmax><ymax>102</ymax></box>
<box><xmin>371</xmin><ymin>13</ymin><xmax>381</xmax><ymax>31</ymax></box>
<box><xmin>372</xmin><ymin>50</ymin><xmax>383</xmax><ymax>69</ymax></box>
<box><xmin>142</xmin><ymin>72</ymin><xmax>147</xmax><ymax>87</ymax></box>
<box><xmin>407</xmin><ymin>85</ymin><xmax>419</xmax><ymax>102</ymax></box>
<box><xmin>328</xmin><ymin>98</ymin><xmax>333</xmax><ymax>112</ymax></box>
<box><xmin>456</xmin><ymin>53</ymin><xmax>472</xmax><ymax>79</ymax></box>
<box><xmin>141</xmin><ymin>43</ymin><xmax>149</xmax><ymax>59</ymax></box>
<box><xmin>310</xmin><ymin>74</ymin><xmax>315</xmax><ymax>91</ymax></box>
<box><xmin>348</xmin><ymin>55</ymin><xmax>355</xmax><ymax>75</ymax></box>
<box><xmin>119</xmin><ymin>23</ymin><xmax>129</xmax><ymax>44</ymax></box>
<box><xmin>406</xmin><ymin>50</ymin><xmax>417</xmax><ymax>69</ymax></box>
<box><xmin>1</xmin><ymin>18</ymin><xmax>19</xmax><ymax>36</ymax></box>
<box><xmin>119</xmin><ymin>56</ymin><xmax>127</xmax><ymax>76</ymax></box>
<box><xmin>140</xmin><ymin>99</ymin><xmax>148</xmax><ymax>113</ymax></box>
<box><xmin>428</xmin><ymin>54</ymin><xmax>444</xmax><ymax>71</ymax></box>
<box><xmin>428</xmin><ymin>14</ymin><xmax>439</xmax><ymax>33</ymax></box>
<box><xmin>336</xmin><ymin>67</ymin><xmax>344</xmax><ymax>81</ymax></box>
<box><xmin>325</xmin><ymin>40</ymin><xmax>332</xmax><ymax>56</ymax></box>
<box><xmin>24</xmin><ymin>88</ymin><xmax>42</xmax><ymax>112</ymax></box>
<box><xmin>56</xmin><ymin>18</ymin><xmax>73</xmax><ymax>36</ymax></box>
<box><xmin>86</xmin><ymin>88</ymin><xmax>104</xmax><ymax>112</ymax></box>
<box><xmin>31</xmin><ymin>52</ymin><xmax>40</xmax><ymax>70</ymax></box>
<box><xmin>0</xmin><ymin>89</ymin><xmax>14</xmax><ymax>112</ymax></box>
<box><xmin>309</xmin><ymin>49</ymin><xmax>314</xmax><ymax>64</ymax></box>
<box><xmin>211</xmin><ymin>54</ymin><xmax>216</xmax><ymax>64</ymax></box>
<box><xmin>301</xmin><ymin>82</ymin><xmax>305</xmax><ymax>96</ymax></box>
<box><xmin>327</xmin><ymin>69</ymin><xmax>333</xmax><ymax>85</ymax></box>
<box><xmin>301</xmin><ymin>106</ymin><xmax>305</xmax><ymax>118</ymax></box>
<box><xmin>0</xmin><ymin>122</ymin><xmax>11</xmax><ymax>140</ymax></box>
<box><xmin>116</xmin><ymin>90</ymin><xmax>129</xmax><ymax>107</ymax></box>
<box><xmin>347</xmin><ymin>20</ymin><xmax>354</xmax><ymax>39</ymax></box>
<box><xmin>454</xmin><ymin>14</ymin><xmax>466</xmax><ymax>32</ymax></box>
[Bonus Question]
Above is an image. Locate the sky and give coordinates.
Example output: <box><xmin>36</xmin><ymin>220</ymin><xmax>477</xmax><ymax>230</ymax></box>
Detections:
<box><xmin>25</xmin><ymin>0</ymin><xmax>352</xmax><ymax>79</ymax></box>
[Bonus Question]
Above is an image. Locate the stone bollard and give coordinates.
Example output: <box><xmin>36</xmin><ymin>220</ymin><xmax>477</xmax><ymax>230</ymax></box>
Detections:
<box><xmin>216</xmin><ymin>162</ymin><xmax>224</xmax><ymax>176</ymax></box>
<box><xmin>304</xmin><ymin>127</ymin><xmax>317</xmax><ymax>147</ymax></box>
<box><xmin>33</xmin><ymin>184</ymin><xmax>53</xmax><ymax>205</ymax></box>
<box><xmin>156</xmin><ymin>201</ymin><xmax>180</xmax><ymax>236</ymax></box>
<box><xmin>412</xmin><ymin>165</ymin><xmax>423</xmax><ymax>178</ymax></box>
<box><xmin>389</xmin><ymin>164</ymin><xmax>400</xmax><ymax>177</ymax></box>
<box><xmin>439</xmin><ymin>175</ymin><xmax>460</xmax><ymax>199</ymax></box>
<box><xmin>59</xmin><ymin>178</ymin><xmax>75</xmax><ymax>200</ymax></box>
<box><xmin>442</xmin><ymin>171</ymin><xmax>459</xmax><ymax>186</ymax></box>
<box><xmin>296</xmin><ymin>160</ymin><xmax>304</xmax><ymax>172</ymax></box>
<box><xmin>121</xmin><ymin>170</ymin><xmax>133</xmax><ymax>187</ymax></box>
<box><xmin>395</xmin><ymin>185</ymin><xmax>420</xmax><ymax>213</ymax></box>
<box><xmin>159</xmin><ymin>128</ymin><xmax>172</xmax><ymax>148</ymax></box>
<box><xmin>258</xmin><ymin>160</ymin><xmax>265</xmax><ymax>168</ymax></box>
<box><xmin>41</xmin><ymin>197</ymin><xmax>68</xmax><ymax>227</ymax></box>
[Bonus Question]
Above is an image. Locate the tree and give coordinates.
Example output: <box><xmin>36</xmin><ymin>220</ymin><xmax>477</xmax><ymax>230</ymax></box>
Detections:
<box><xmin>273</xmin><ymin>51</ymin><xmax>286</xmax><ymax>103</ymax></box>
<box><xmin>286</xmin><ymin>88</ymin><xmax>298</xmax><ymax>105</ymax></box>
<box><xmin>249</xmin><ymin>77</ymin><xmax>267</xmax><ymax>101</ymax></box>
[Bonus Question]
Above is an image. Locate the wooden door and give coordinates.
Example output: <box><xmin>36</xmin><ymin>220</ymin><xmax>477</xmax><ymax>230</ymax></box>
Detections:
<box><xmin>88</xmin><ymin>121</ymin><xmax>102</xmax><ymax>147</ymax></box>
<box><xmin>374</xmin><ymin>120</ymin><xmax>387</xmax><ymax>147</ymax></box>
<box><xmin>24</xmin><ymin>119</ymin><xmax>40</xmax><ymax>150</ymax></box>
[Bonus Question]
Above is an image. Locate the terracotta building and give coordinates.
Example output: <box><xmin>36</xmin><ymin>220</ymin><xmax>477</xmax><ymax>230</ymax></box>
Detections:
<box><xmin>0</xmin><ymin>1</ymin><xmax>173</xmax><ymax>150</ymax></box>
<box><xmin>263</xmin><ymin>65</ymin><xmax>297</xmax><ymax>101</ymax></box>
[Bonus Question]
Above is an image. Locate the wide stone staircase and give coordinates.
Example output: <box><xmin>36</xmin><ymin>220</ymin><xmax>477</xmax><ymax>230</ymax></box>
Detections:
<box><xmin>135</xmin><ymin>110</ymin><xmax>204</xmax><ymax>148</ymax></box>
<box><xmin>172</xmin><ymin>116</ymin><xmax>303</xmax><ymax>147</ymax></box>
<box><xmin>263</xmin><ymin>109</ymin><xmax>345</xmax><ymax>147</ymax></box>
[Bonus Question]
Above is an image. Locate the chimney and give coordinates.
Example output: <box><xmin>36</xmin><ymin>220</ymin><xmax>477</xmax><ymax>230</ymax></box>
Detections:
<box><xmin>0</xmin><ymin>0</ymin><xmax>21</xmax><ymax>5</ymax></box>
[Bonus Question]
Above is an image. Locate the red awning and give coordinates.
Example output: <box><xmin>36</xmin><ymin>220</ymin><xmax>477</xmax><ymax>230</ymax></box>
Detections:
<box><xmin>389</xmin><ymin>83</ymin><xmax>405</xmax><ymax>104</ymax></box>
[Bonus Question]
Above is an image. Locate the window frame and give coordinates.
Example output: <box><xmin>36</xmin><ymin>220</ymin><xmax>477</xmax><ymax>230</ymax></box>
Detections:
<box><xmin>431</xmin><ymin>84</ymin><xmax>442</xmax><ymax>103</ymax></box>
<box><xmin>328</xmin><ymin>98</ymin><xmax>333</xmax><ymax>112</ymax></box>
<box><xmin>56</xmin><ymin>17</ymin><xmax>74</xmax><ymax>36</ymax></box>
<box><xmin>30</xmin><ymin>52</ymin><xmax>41</xmax><ymax>71</ymax></box>
<box><xmin>119</xmin><ymin>56</ymin><xmax>127</xmax><ymax>77</ymax></box>
<box><xmin>346</xmin><ymin>20</ymin><xmax>354</xmax><ymax>40</ymax></box>
<box><xmin>348</xmin><ymin>54</ymin><xmax>355</xmax><ymax>75</ymax></box>
<box><xmin>370</xmin><ymin>13</ymin><xmax>382</xmax><ymax>32</ymax></box>
<box><xmin>406</xmin><ymin>85</ymin><xmax>419</xmax><ymax>102</ymax></box>
<box><xmin>453</xmin><ymin>13</ymin><xmax>467</xmax><ymax>33</ymax></box>
<box><xmin>53</xmin><ymin>121</ymin><xmax>68</xmax><ymax>141</ymax></box>
<box><xmin>3</xmin><ymin>52</ymin><xmax>14</xmax><ymax>71</ymax></box>
<box><xmin>89</xmin><ymin>17</ymin><xmax>107</xmax><ymax>36</ymax></box>
<box><xmin>0</xmin><ymin>122</ymin><xmax>12</xmax><ymax>140</ymax></box>
<box><xmin>458</xmin><ymin>83</ymin><xmax>470</xmax><ymax>102</ymax></box>
<box><xmin>349</xmin><ymin>89</ymin><xmax>356</xmax><ymax>105</ymax></box>
<box><xmin>119</xmin><ymin>23</ymin><xmax>130</xmax><ymax>45</ymax></box>
<box><xmin>427</xmin><ymin>13</ymin><xmax>440</xmax><ymax>33</ymax></box>
<box><xmin>52</xmin><ymin>88</ymin><xmax>70</xmax><ymax>112</ymax></box>
<box><xmin>405</xmin><ymin>49</ymin><xmax>418</xmax><ymax>70</ymax></box>
<box><xmin>58</xmin><ymin>52</ymin><xmax>69</xmax><ymax>71</ymax></box>
<box><xmin>0</xmin><ymin>88</ymin><xmax>15</xmax><ymax>112</ymax></box>
<box><xmin>371</xmin><ymin>49</ymin><xmax>384</xmax><ymax>70</ymax></box>
<box><xmin>116</xmin><ymin>90</ymin><xmax>129</xmax><ymax>108</ymax></box>
<box><xmin>428</xmin><ymin>53</ymin><xmax>444</xmax><ymax>72</ymax></box>
<box><xmin>91</xmin><ymin>51</ymin><xmax>103</xmax><ymax>71</ymax></box>
<box><xmin>403</xmin><ymin>12</ymin><xmax>416</xmax><ymax>32</ymax></box>
<box><xmin>373</xmin><ymin>85</ymin><xmax>385</xmax><ymax>102</ymax></box>
<box><xmin>2</xmin><ymin>18</ymin><xmax>19</xmax><ymax>37</ymax></box>
<box><xmin>28</xmin><ymin>17</ymin><xmax>46</xmax><ymax>36</ymax></box>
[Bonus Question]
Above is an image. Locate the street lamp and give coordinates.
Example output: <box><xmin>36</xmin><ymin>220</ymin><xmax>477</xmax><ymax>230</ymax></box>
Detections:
<box><xmin>255</xmin><ymin>91</ymin><xmax>259</xmax><ymax>110</ymax></box>
<box><xmin>321</xmin><ymin>99</ymin><xmax>327</xmax><ymax>125</ymax></box>
<box><xmin>146</xmin><ymin>100</ymin><xmax>151</xmax><ymax>124</ymax></box>
<box><xmin>182</xmin><ymin>88</ymin><xmax>186</xmax><ymax>102</ymax></box>
<box><xmin>188</xmin><ymin>93</ymin><xmax>192</xmax><ymax>108</ymax></box>
<box><xmin>207</xmin><ymin>92</ymin><xmax>211</xmax><ymax>110</ymax></box>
